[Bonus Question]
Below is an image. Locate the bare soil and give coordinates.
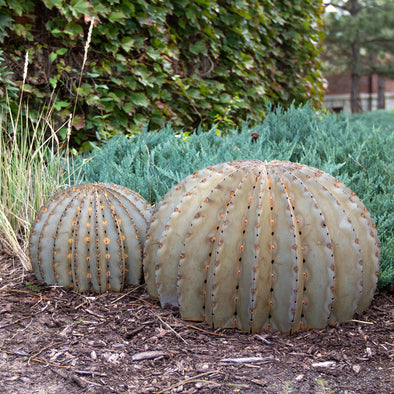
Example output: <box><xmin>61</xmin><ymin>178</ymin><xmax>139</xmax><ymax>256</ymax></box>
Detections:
<box><xmin>0</xmin><ymin>253</ymin><xmax>393</xmax><ymax>394</ymax></box>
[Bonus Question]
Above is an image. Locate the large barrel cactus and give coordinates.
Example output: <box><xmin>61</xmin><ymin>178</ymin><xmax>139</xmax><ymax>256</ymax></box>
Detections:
<box><xmin>30</xmin><ymin>183</ymin><xmax>152</xmax><ymax>293</ymax></box>
<box><xmin>143</xmin><ymin>160</ymin><xmax>380</xmax><ymax>333</ymax></box>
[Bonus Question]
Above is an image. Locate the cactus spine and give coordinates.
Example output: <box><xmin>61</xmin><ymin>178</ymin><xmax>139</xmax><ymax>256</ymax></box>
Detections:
<box><xmin>29</xmin><ymin>183</ymin><xmax>152</xmax><ymax>293</ymax></box>
<box><xmin>143</xmin><ymin>160</ymin><xmax>380</xmax><ymax>333</ymax></box>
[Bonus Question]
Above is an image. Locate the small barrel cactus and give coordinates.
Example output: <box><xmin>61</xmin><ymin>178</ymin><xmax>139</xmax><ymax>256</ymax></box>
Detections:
<box><xmin>143</xmin><ymin>160</ymin><xmax>380</xmax><ymax>333</ymax></box>
<box><xmin>29</xmin><ymin>183</ymin><xmax>152</xmax><ymax>293</ymax></box>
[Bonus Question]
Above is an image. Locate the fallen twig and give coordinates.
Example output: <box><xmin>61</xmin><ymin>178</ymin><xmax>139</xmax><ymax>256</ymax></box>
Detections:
<box><xmin>185</xmin><ymin>323</ymin><xmax>222</xmax><ymax>336</ymax></box>
<box><xmin>0</xmin><ymin>346</ymin><xmax>75</xmax><ymax>369</ymax></box>
<box><xmin>0</xmin><ymin>348</ymin><xmax>28</xmax><ymax>357</ymax></box>
<box><xmin>193</xmin><ymin>379</ymin><xmax>250</xmax><ymax>389</ymax></box>
<box><xmin>0</xmin><ymin>287</ymin><xmax>51</xmax><ymax>300</ymax></box>
<box><xmin>72</xmin><ymin>374</ymin><xmax>103</xmax><ymax>388</ymax></box>
<box><xmin>157</xmin><ymin>315</ymin><xmax>186</xmax><ymax>343</ymax></box>
<box><xmin>350</xmin><ymin>319</ymin><xmax>374</xmax><ymax>325</ymax></box>
<box><xmin>0</xmin><ymin>311</ymin><xmax>40</xmax><ymax>329</ymax></box>
<box><xmin>29</xmin><ymin>357</ymin><xmax>75</xmax><ymax>369</ymax></box>
<box><xmin>254</xmin><ymin>334</ymin><xmax>272</xmax><ymax>344</ymax></box>
<box><xmin>220</xmin><ymin>356</ymin><xmax>275</xmax><ymax>363</ymax></box>
<box><xmin>28</xmin><ymin>342</ymin><xmax>60</xmax><ymax>365</ymax></box>
<box><xmin>111</xmin><ymin>286</ymin><xmax>144</xmax><ymax>304</ymax></box>
<box><xmin>157</xmin><ymin>371</ymin><xmax>219</xmax><ymax>394</ymax></box>
<box><xmin>75</xmin><ymin>370</ymin><xmax>108</xmax><ymax>377</ymax></box>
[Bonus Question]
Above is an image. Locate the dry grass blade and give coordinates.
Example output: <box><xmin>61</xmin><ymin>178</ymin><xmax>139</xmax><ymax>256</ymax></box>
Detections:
<box><xmin>72</xmin><ymin>18</ymin><xmax>94</xmax><ymax>124</ymax></box>
<box><xmin>0</xmin><ymin>208</ymin><xmax>29</xmax><ymax>269</ymax></box>
<box><xmin>350</xmin><ymin>319</ymin><xmax>374</xmax><ymax>325</ymax></box>
<box><xmin>157</xmin><ymin>315</ymin><xmax>187</xmax><ymax>343</ymax></box>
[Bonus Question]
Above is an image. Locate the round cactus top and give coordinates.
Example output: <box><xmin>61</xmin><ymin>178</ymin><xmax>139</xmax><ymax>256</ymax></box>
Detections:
<box><xmin>143</xmin><ymin>159</ymin><xmax>380</xmax><ymax>333</ymax></box>
<box><xmin>30</xmin><ymin>182</ymin><xmax>152</xmax><ymax>293</ymax></box>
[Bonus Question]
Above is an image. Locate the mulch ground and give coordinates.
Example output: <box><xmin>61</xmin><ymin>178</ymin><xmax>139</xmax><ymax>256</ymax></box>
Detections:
<box><xmin>0</xmin><ymin>253</ymin><xmax>393</xmax><ymax>394</ymax></box>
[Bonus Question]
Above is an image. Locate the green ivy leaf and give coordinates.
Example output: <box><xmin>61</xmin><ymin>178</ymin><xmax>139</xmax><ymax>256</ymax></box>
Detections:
<box><xmin>0</xmin><ymin>15</ymin><xmax>13</xmax><ymax>31</ymax></box>
<box><xmin>129</xmin><ymin>92</ymin><xmax>148</xmax><ymax>107</ymax></box>
<box><xmin>6</xmin><ymin>0</ymin><xmax>35</xmax><ymax>16</ymax></box>
<box><xmin>64</xmin><ymin>22</ymin><xmax>83</xmax><ymax>38</ymax></box>
<box><xmin>70</xmin><ymin>0</ymin><xmax>91</xmax><ymax>17</ymax></box>
<box><xmin>123</xmin><ymin>102</ymin><xmax>134</xmax><ymax>113</ymax></box>
<box><xmin>14</xmin><ymin>24</ymin><xmax>28</xmax><ymax>38</ymax></box>
<box><xmin>120</xmin><ymin>37</ymin><xmax>134</xmax><ymax>52</ymax></box>
<box><xmin>57</xmin><ymin>126</ymin><xmax>68</xmax><ymax>140</ymax></box>
<box><xmin>146</xmin><ymin>47</ymin><xmax>161</xmax><ymax>61</ymax></box>
<box><xmin>57</xmin><ymin>48</ymin><xmax>68</xmax><ymax>55</ymax></box>
<box><xmin>128</xmin><ymin>123</ymin><xmax>141</xmax><ymax>133</ymax></box>
<box><xmin>80</xmin><ymin>141</ymin><xmax>97</xmax><ymax>152</ymax></box>
<box><xmin>53</xmin><ymin>100</ymin><xmax>70</xmax><ymax>111</ymax></box>
<box><xmin>189</xmin><ymin>41</ymin><xmax>206</xmax><ymax>55</ymax></box>
<box><xmin>121</xmin><ymin>1</ymin><xmax>135</xmax><ymax>16</ymax></box>
<box><xmin>115</xmin><ymin>53</ymin><xmax>126</xmax><ymax>62</ymax></box>
<box><xmin>50</xmin><ymin>28</ymin><xmax>63</xmax><ymax>37</ymax></box>
<box><xmin>108</xmin><ymin>10</ymin><xmax>126</xmax><ymax>24</ymax></box>
<box><xmin>44</xmin><ymin>0</ymin><xmax>63</xmax><ymax>10</ymax></box>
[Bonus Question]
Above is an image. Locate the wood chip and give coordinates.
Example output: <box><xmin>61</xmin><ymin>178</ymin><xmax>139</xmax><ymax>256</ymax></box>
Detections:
<box><xmin>353</xmin><ymin>364</ymin><xmax>361</xmax><ymax>374</ymax></box>
<box><xmin>312</xmin><ymin>361</ymin><xmax>337</xmax><ymax>368</ymax></box>
<box><xmin>254</xmin><ymin>334</ymin><xmax>272</xmax><ymax>344</ymax></box>
<box><xmin>132</xmin><ymin>351</ymin><xmax>168</xmax><ymax>361</ymax></box>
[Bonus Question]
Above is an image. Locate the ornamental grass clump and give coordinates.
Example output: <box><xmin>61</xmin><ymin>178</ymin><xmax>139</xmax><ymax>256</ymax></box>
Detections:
<box><xmin>0</xmin><ymin>53</ymin><xmax>77</xmax><ymax>270</ymax></box>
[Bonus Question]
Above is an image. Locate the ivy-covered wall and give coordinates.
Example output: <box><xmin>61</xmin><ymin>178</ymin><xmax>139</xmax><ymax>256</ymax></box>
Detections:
<box><xmin>0</xmin><ymin>0</ymin><xmax>325</xmax><ymax>147</ymax></box>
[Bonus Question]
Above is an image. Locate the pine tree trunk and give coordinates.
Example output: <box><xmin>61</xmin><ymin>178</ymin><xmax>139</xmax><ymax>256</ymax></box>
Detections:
<box><xmin>377</xmin><ymin>76</ymin><xmax>385</xmax><ymax>109</ymax></box>
<box><xmin>367</xmin><ymin>74</ymin><xmax>373</xmax><ymax>112</ymax></box>
<box><xmin>350</xmin><ymin>67</ymin><xmax>363</xmax><ymax>113</ymax></box>
<box><xmin>350</xmin><ymin>0</ymin><xmax>363</xmax><ymax>113</ymax></box>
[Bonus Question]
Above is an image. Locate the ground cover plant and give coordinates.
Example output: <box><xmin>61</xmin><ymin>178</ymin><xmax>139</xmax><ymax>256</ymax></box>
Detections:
<box><xmin>81</xmin><ymin>106</ymin><xmax>394</xmax><ymax>288</ymax></box>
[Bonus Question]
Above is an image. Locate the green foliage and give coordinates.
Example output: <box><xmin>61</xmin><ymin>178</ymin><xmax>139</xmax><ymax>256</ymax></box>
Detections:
<box><xmin>80</xmin><ymin>106</ymin><xmax>394</xmax><ymax>288</ymax></box>
<box><xmin>1</xmin><ymin>0</ymin><xmax>325</xmax><ymax>147</ymax></box>
<box><xmin>0</xmin><ymin>50</ymin><xmax>18</xmax><ymax>113</ymax></box>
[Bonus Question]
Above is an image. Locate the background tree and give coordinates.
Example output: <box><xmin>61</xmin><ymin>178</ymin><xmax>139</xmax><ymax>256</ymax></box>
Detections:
<box><xmin>324</xmin><ymin>0</ymin><xmax>394</xmax><ymax>112</ymax></box>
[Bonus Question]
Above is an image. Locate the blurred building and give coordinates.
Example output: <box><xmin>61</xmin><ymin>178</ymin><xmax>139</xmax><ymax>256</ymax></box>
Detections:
<box><xmin>323</xmin><ymin>73</ymin><xmax>394</xmax><ymax>113</ymax></box>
